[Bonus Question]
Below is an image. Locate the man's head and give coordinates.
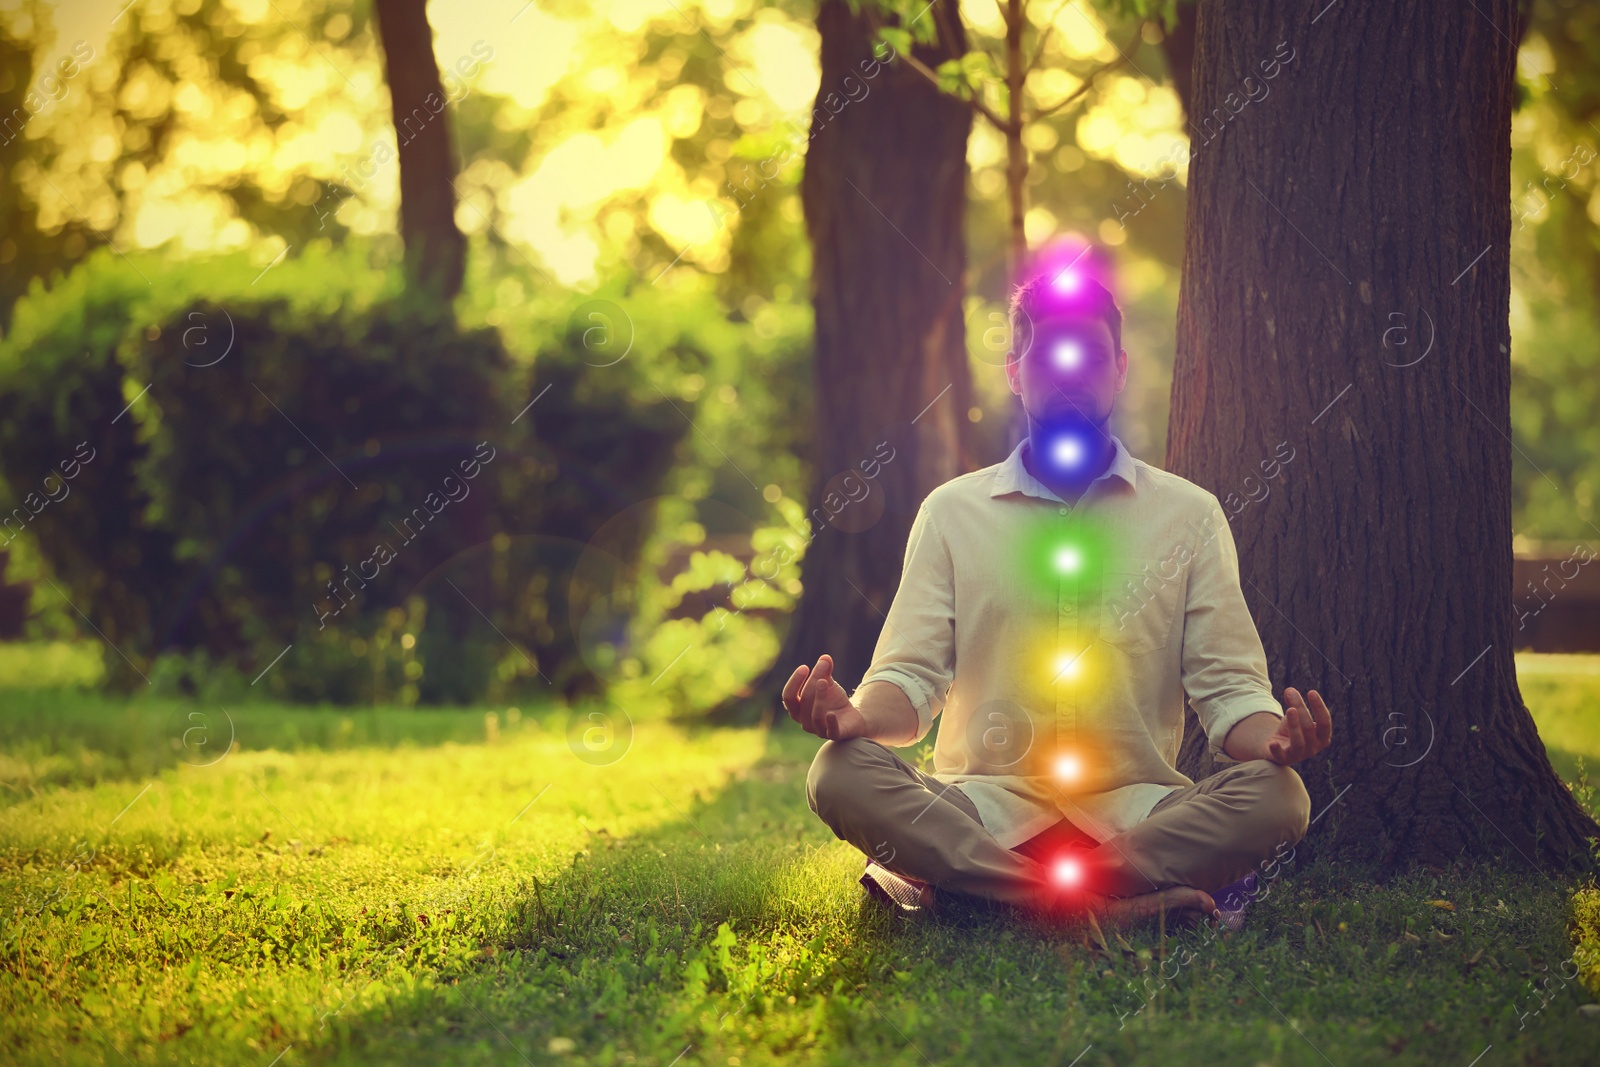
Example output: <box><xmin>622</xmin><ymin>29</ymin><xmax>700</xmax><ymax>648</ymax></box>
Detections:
<box><xmin>1005</xmin><ymin>270</ymin><xmax>1128</xmax><ymax>427</ymax></box>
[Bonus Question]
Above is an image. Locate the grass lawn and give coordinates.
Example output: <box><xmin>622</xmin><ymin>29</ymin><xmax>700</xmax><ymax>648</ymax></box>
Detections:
<box><xmin>2</xmin><ymin>649</ymin><xmax>1599</xmax><ymax>1065</ymax></box>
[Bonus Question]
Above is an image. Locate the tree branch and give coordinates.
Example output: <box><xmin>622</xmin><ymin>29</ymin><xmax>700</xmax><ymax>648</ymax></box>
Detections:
<box><xmin>895</xmin><ymin>45</ymin><xmax>1012</xmax><ymax>132</ymax></box>
<box><xmin>930</xmin><ymin>0</ymin><xmax>984</xmax><ymax>70</ymax></box>
<box><xmin>1024</xmin><ymin>0</ymin><xmax>1076</xmax><ymax>77</ymax></box>
<box><xmin>1026</xmin><ymin>21</ymin><xmax>1144</xmax><ymax>123</ymax></box>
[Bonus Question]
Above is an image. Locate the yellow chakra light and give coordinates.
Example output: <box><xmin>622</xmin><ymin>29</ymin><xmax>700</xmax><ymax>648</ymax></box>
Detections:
<box><xmin>1052</xmin><ymin>649</ymin><xmax>1087</xmax><ymax>683</ymax></box>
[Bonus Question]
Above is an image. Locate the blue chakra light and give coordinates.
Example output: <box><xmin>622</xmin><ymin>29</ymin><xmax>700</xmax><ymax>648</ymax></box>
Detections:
<box><xmin>1050</xmin><ymin>434</ymin><xmax>1087</xmax><ymax>469</ymax></box>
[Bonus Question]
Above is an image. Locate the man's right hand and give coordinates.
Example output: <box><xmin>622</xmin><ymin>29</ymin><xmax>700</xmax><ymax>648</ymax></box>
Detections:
<box><xmin>782</xmin><ymin>653</ymin><xmax>868</xmax><ymax>740</ymax></box>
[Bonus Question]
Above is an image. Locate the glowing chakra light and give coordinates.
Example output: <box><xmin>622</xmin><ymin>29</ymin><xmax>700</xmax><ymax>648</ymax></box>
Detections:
<box><xmin>1052</xmin><ymin>650</ymin><xmax>1084</xmax><ymax>682</ymax></box>
<box><xmin>1053</xmin><ymin>753</ymin><xmax>1084</xmax><ymax>782</ymax></box>
<box><xmin>1052</xmin><ymin>269</ymin><xmax>1082</xmax><ymax>294</ymax></box>
<box><xmin>1052</xmin><ymin>339</ymin><xmax>1083</xmax><ymax>370</ymax></box>
<box><xmin>1051</xmin><ymin>436</ymin><xmax>1086</xmax><ymax>468</ymax></box>
<box><xmin>1051</xmin><ymin>856</ymin><xmax>1084</xmax><ymax>887</ymax></box>
<box><xmin>1053</xmin><ymin>545</ymin><xmax>1083</xmax><ymax>574</ymax></box>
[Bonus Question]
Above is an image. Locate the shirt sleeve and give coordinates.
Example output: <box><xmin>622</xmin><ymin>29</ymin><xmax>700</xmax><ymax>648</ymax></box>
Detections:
<box><xmin>1181</xmin><ymin>494</ymin><xmax>1283</xmax><ymax>761</ymax></box>
<box><xmin>855</xmin><ymin>499</ymin><xmax>956</xmax><ymax>745</ymax></box>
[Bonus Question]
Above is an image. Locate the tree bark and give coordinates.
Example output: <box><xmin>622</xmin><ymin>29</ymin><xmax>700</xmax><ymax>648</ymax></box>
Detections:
<box><xmin>1168</xmin><ymin>0</ymin><xmax>1597</xmax><ymax>873</ymax></box>
<box><xmin>372</xmin><ymin>0</ymin><xmax>465</xmax><ymax>300</ymax></box>
<box><xmin>717</xmin><ymin>0</ymin><xmax>973</xmax><ymax>721</ymax></box>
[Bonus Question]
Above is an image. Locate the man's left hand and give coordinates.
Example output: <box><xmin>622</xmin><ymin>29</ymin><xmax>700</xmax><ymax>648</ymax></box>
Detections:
<box><xmin>1263</xmin><ymin>687</ymin><xmax>1333</xmax><ymax>765</ymax></box>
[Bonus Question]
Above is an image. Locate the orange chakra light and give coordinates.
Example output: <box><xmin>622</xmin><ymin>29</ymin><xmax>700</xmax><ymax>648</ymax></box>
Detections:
<box><xmin>1052</xmin><ymin>753</ymin><xmax>1084</xmax><ymax>783</ymax></box>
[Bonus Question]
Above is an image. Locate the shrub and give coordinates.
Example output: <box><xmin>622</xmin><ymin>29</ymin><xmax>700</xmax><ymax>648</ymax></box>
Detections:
<box><xmin>0</xmin><ymin>242</ymin><xmax>687</xmax><ymax>703</ymax></box>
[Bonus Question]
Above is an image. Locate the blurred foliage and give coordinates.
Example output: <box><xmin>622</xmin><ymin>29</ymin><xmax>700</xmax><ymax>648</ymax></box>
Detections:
<box><xmin>448</xmin><ymin>229</ymin><xmax>814</xmax><ymax>714</ymax></box>
<box><xmin>0</xmin><ymin>0</ymin><xmax>374</xmax><ymax>329</ymax></box>
<box><xmin>0</xmin><ymin>640</ymin><xmax>102</xmax><ymax>691</ymax></box>
<box><xmin>1509</xmin><ymin>0</ymin><xmax>1600</xmax><ymax>540</ymax></box>
<box><xmin>0</xmin><ymin>0</ymin><xmax>1595</xmax><ymax>712</ymax></box>
<box><xmin>0</xmin><ymin>0</ymin><xmax>821</xmax><ymax>710</ymax></box>
<box><xmin>0</xmin><ymin>0</ymin><xmax>81</xmax><ymax>334</ymax></box>
<box><xmin>0</xmin><ymin>0</ymin><xmax>820</xmax><ymax>311</ymax></box>
<box><xmin>0</xmin><ymin>239</ymin><xmax>703</xmax><ymax>705</ymax></box>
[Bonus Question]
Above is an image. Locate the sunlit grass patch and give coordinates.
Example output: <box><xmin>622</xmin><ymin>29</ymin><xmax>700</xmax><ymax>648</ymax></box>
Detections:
<box><xmin>0</xmin><ymin>653</ymin><xmax>1596</xmax><ymax>1064</ymax></box>
<box><xmin>1518</xmin><ymin>653</ymin><xmax>1600</xmax><ymax>789</ymax></box>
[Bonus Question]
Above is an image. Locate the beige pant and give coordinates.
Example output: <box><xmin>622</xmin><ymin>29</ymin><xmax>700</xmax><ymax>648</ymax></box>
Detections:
<box><xmin>806</xmin><ymin>737</ymin><xmax>1312</xmax><ymax>907</ymax></box>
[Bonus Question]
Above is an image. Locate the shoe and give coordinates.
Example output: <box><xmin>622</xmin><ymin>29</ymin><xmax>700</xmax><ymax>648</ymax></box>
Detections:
<box><xmin>1212</xmin><ymin>871</ymin><xmax>1258</xmax><ymax>931</ymax></box>
<box><xmin>859</xmin><ymin>859</ymin><xmax>935</xmax><ymax>914</ymax></box>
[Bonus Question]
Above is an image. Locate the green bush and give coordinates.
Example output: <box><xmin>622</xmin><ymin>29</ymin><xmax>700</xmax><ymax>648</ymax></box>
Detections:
<box><xmin>0</xmin><ymin>242</ymin><xmax>688</xmax><ymax>704</ymax></box>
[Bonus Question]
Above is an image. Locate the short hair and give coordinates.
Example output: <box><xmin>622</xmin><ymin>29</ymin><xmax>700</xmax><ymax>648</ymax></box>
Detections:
<box><xmin>1007</xmin><ymin>272</ymin><xmax>1123</xmax><ymax>361</ymax></box>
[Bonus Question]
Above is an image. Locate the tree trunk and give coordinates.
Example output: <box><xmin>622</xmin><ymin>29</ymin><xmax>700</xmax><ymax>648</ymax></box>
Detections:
<box><xmin>372</xmin><ymin>0</ymin><xmax>465</xmax><ymax>301</ymax></box>
<box><xmin>1158</xmin><ymin>0</ymin><xmax>1196</xmax><ymax>126</ymax></box>
<box><xmin>1003</xmin><ymin>0</ymin><xmax>1027</xmax><ymax>283</ymax></box>
<box><xmin>1168</xmin><ymin>0</ymin><xmax>1597</xmax><ymax>873</ymax></box>
<box><xmin>717</xmin><ymin>0</ymin><xmax>972</xmax><ymax>721</ymax></box>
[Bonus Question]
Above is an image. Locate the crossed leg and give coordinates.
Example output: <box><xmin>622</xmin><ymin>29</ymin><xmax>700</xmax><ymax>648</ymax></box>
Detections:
<box><xmin>806</xmin><ymin>737</ymin><xmax>1311</xmax><ymax>915</ymax></box>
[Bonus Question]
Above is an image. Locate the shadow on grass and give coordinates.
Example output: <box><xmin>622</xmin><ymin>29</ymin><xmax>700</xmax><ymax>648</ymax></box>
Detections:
<box><xmin>304</xmin><ymin>724</ymin><xmax>1600</xmax><ymax>1067</ymax></box>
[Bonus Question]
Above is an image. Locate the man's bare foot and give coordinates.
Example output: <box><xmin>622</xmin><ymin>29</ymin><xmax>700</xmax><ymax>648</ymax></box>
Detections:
<box><xmin>1079</xmin><ymin>885</ymin><xmax>1216</xmax><ymax>925</ymax></box>
<box><xmin>1095</xmin><ymin>885</ymin><xmax>1215</xmax><ymax>924</ymax></box>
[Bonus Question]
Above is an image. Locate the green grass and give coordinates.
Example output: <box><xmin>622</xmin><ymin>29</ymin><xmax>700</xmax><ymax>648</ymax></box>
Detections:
<box><xmin>1</xmin><ymin>652</ymin><xmax>1598</xmax><ymax>1065</ymax></box>
<box><xmin>1517</xmin><ymin>654</ymin><xmax>1600</xmax><ymax>785</ymax></box>
<box><xmin>0</xmin><ymin>641</ymin><xmax>103</xmax><ymax>691</ymax></box>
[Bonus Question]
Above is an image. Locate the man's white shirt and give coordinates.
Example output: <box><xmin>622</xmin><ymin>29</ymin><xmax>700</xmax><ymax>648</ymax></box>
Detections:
<box><xmin>856</xmin><ymin>435</ymin><xmax>1285</xmax><ymax>848</ymax></box>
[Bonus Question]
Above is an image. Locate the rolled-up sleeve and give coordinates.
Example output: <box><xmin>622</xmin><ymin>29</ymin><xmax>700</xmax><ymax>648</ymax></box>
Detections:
<box><xmin>855</xmin><ymin>500</ymin><xmax>956</xmax><ymax>745</ymax></box>
<box><xmin>1181</xmin><ymin>495</ymin><xmax>1283</xmax><ymax>761</ymax></box>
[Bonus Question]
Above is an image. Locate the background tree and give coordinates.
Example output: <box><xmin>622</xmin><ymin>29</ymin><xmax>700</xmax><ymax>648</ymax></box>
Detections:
<box><xmin>870</xmin><ymin>0</ymin><xmax>1156</xmax><ymax>283</ymax></box>
<box><xmin>1167</xmin><ymin>0</ymin><xmax>1598</xmax><ymax>871</ymax></box>
<box><xmin>1156</xmin><ymin>0</ymin><xmax>1194</xmax><ymax>122</ymax></box>
<box><xmin>0</xmin><ymin>1</ymin><xmax>83</xmax><ymax>335</ymax></box>
<box><xmin>372</xmin><ymin>0</ymin><xmax>465</xmax><ymax>300</ymax></box>
<box><xmin>717</xmin><ymin>0</ymin><xmax>974</xmax><ymax>716</ymax></box>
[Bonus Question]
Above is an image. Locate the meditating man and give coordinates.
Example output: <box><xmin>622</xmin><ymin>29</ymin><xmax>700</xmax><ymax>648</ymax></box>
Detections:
<box><xmin>786</xmin><ymin>268</ymin><xmax>1333</xmax><ymax>922</ymax></box>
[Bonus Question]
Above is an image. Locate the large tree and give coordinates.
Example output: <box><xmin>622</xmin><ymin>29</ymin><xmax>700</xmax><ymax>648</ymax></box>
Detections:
<box><xmin>721</xmin><ymin>0</ymin><xmax>974</xmax><ymax>717</ymax></box>
<box><xmin>1168</xmin><ymin>0</ymin><xmax>1597</xmax><ymax>871</ymax></box>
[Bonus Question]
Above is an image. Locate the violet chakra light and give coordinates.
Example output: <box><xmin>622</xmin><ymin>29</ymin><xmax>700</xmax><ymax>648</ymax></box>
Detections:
<box><xmin>1051</xmin><ymin>268</ymin><xmax>1083</xmax><ymax>294</ymax></box>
